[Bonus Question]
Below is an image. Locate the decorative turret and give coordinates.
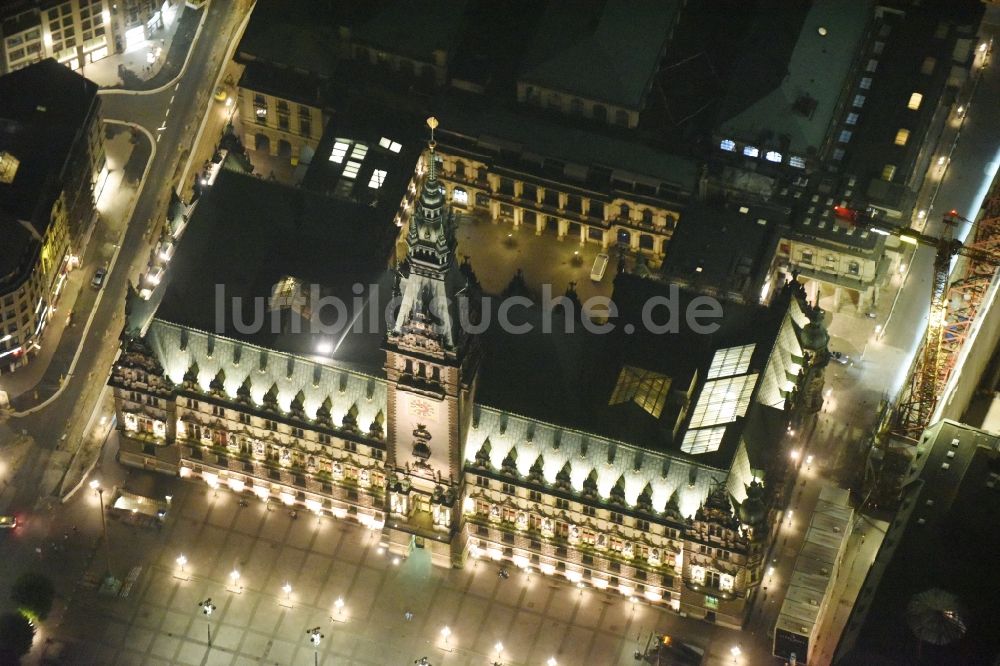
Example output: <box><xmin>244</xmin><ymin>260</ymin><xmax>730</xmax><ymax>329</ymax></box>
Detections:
<box><xmin>501</xmin><ymin>448</ymin><xmax>518</xmax><ymax>476</ymax></box>
<box><xmin>474</xmin><ymin>438</ymin><xmax>492</xmax><ymax>468</ymax></box>
<box><xmin>663</xmin><ymin>489</ymin><xmax>682</xmax><ymax>520</ymax></box>
<box><xmin>527</xmin><ymin>455</ymin><xmax>545</xmax><ymax>484</ymax></box>
<box><xmin>369</xmin><ymin>409</ymin><xmax>385</xmax><ymax>440</ymax></box>
<box><xmin>738</xmin><ymin>479</ymin><xmax>768</xmax><ymax>530</ymax></box>
<box><xmin>262</xmin><ymin>383</ymin><xmax>279</xmax><ymax>411</ymax></box>
<box><xmin>236</xmin><ymin>376</ymin><xmax>252</xmax><ymax>404</ymax></box>
<box><xmin>582</xmin><ymin>470</ymin><xmax>599</xmax><ymax>499</ymax></box>
<box><xmin>696</xmin><ymin>482</ymin><xmax>740</xmax><ymax>530</ymax></box>
<box><xmin>609</xmin><ymin>475</ymin><xmax>627</xmax><ymax>506</ymax></box>
<box><xmin>183</xmin><ymin>362</ymin><xmax>199</xmax><ymax>388</ymax></box>
<box><xmin>290</xmin><ymin>390</ymin><xmax>306</xmax><ymax>419</ymax></box>
<box><xmin>554</xmin><ymin>461</ymin><xmax>572</xmax><ymax>491</ymax></box>
<box><xmin>342</xmin><ymin>402</ymin><xmax>359</xmax><ymax>432</ymax></box>
<box><xmin>315</xmin><ymin>397</ymin><xmax>332</xmax><ymax>427</ymax></box>
<box><xmin>636</xmin><ymin>482</ymin><xmax>654</xmax><ymax>512</ymax></box>
<box><xmin>209</xmin><ymin>369</ymin><xmax>226</xmax><ymax>395</ymax></box>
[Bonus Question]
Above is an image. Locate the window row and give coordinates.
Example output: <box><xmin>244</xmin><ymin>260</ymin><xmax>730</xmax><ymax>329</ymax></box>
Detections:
<box><xmin>471</xmin><ymin>500</ymin><xmax>678</xmax><ymax>566</ymax></box>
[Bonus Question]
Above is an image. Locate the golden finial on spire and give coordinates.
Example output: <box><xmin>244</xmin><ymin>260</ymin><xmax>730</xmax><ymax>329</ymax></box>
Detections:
<box><xmin>427</xmin><ymin>116</ymin><xmax>438</xmax><ymax>150</ymax></box>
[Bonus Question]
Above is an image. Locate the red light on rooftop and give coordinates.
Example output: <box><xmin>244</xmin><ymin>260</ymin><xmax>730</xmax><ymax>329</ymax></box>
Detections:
<box><xmin>833</xmin><ymin>206</ymin><xmax>858</xmax><ymax>223</ymax></box>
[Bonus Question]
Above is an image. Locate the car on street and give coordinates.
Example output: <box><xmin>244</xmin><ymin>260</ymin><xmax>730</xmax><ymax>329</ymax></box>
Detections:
<box><xmin>831</xmin><ymin>350</ymin><xmax>850</xmax><ymax>365</ymax></box>
<box><xmin>0</xmin><ymin>515</ymin><xmax>17</xmax><ymax>529</ymax></box>
<box><xmin>91</xmin><ymin>267</ymin><xmax>107</xmax><ymax>288</ymax></box>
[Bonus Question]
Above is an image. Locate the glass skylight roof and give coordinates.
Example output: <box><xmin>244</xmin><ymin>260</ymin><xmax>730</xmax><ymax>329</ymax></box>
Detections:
<box><xmin>608</xmin><ymin>366</ymin><xmax>670</xmax><ymax>418</ymax></box>
<box><xmin>707</xmin><ymin>344</ymin><xmax>755</xmax><ymax>379</ymax></box>
<box><xmin>368</xmin><ymin>169</ymin><xmax>387</xmax><ymax>189</ymax></box>
<box><xmin>681</xmin><ymin>426</ymin><xmax>727</xmax><ymax>454</ymax></box>
<box><xmin>342</xmin><ymin>161</ymin><xmax>361</xmax><ymax>180</ymax></box>
<box><xmin>349</xmin><ymin>143</ymin><xmax>368</xmax><ymax>160</ymax></box>
<box><xmin>329</xmin><ymin>140</ymin><xmax>350</xmax><ymax>163</ymax></box>
<box><xmin>378</xmin><ymin>137</ymin><xmax>403</xmax><ymax>153</ymax></box>
<box><xmin>688</xmin><ymin>373</ymin><xmax>758</xmax><ymax>429</ymax></box>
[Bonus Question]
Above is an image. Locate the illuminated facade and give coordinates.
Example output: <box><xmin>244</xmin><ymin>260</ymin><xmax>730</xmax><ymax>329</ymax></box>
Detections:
<box><xmin>430</xmin><ymin>116</ymin><xmax>693</xmax><ymax>266</ymax></box>
<box><xmin>0</xmin><ymin>0</ymin><xmax>115</xmax><ymax>74</ymax></box>
<box><xmin>0</xmin><ymin>59</ymin><xmax>104</xmax><ymax>373</ymax></box>
<box><xmin>111</xmin><ymin>131</ymin><xmax>826</xmax><ymax>628</ymax></box>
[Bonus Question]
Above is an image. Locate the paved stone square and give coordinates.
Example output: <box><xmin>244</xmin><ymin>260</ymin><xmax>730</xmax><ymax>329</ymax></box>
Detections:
<box><xmin>454</xmin><ymin>213</ymin><xmax>618</xmax><ymax>303</ymax></box>
<box><xmin>55</xmin><ymin>475</ymin><xmax>736</xmax><ymax>665</ymax></box>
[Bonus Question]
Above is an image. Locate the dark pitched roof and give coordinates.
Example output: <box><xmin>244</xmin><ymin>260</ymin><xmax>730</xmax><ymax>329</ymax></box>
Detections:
<box><xmin>351</xmin><ymin>0</ymin><xmax>468</xmax><ymax>63</ymax></box>
<box><xmin>474</xmin><ymin>272</ymin><xmax>787</xmax><ymax>469</ymax></box>
<box><xmin>151</xmin><ymin>170</ymin><xmax>398</xmax><ymax>364</ymax></box>
<box><xmin>519</xmin><ymin>0</ymin><xmax>680</xmax><ymax>110</ymax></box>
<box><xmin>841</xmin><ymin>420</ymin><xmax>1000</xmax><ymax>665</ymax></box>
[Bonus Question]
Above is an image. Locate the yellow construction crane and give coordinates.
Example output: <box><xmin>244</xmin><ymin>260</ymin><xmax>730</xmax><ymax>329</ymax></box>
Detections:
<box><xmin>833</xmin><ymin>203</ymin><xmax>1000</xmax><ymax>440</ymax></box>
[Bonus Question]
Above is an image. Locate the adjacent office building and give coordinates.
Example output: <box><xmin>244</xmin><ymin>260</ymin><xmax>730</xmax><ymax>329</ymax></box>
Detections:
<box><xmin>0</xmin><ymin>59</ymin><xmax>105</xmax><ymax>373</ymax></box>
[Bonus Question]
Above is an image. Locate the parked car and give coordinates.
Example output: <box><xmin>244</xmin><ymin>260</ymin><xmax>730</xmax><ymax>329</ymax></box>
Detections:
<box><xmin>831</xmin><ymin>350</ymin><xmax>849</xmax><ymax>365</ymax></box>
<box><xmin>91</xmin><ymin>267</ymin><xmax>107</xmax><ymax>289</ymax></box>
<box><xmin>0</xmin><ymin>515</ymin><xmax>17</xmax><ymax>529</ymax></box>
<box><xmin>590</xmin><ymin>253</ymin><xmax>609</xmax><ymax>282</ymax></box>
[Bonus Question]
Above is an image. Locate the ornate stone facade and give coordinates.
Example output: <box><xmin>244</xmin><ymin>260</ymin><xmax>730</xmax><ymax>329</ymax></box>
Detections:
<box><xmin>110</xmin><ymin>127</ymin><xmax>825</xmax><ymax>629</ymax></box>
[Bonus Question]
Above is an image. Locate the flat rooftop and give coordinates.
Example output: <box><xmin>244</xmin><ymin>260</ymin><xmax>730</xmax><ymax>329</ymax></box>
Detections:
<box><xmin>660</xmin><ymin>201</ymin><xmax>786</xmax><ymax>302</ymax></box>
<box><xmin>842</xmin><ymin>420</ymin><xmax>1000</xmax><ymax>664</ymax></box>
<box><xmin>775</xmin><ymin>485</ymin><xmax>852</xmax><ymax>655</ymax></box>
<box><xmin>0</xmin><ymin>59</ymin><xmax>97</xmax><ymax>287</ymax></box>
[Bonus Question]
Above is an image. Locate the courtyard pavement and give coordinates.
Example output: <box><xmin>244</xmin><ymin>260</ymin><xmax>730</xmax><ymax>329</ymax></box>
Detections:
<box><xmin>454</xmin><ymin>213</ymin><xmax>617</xmax><ymax>303</ymax></box>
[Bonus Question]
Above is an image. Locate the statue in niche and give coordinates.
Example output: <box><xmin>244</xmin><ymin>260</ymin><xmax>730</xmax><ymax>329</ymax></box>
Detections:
<box><xmin>412</xmin><ymin>423</ymin><xmax>432</xmax><ymax>464</ymax></box>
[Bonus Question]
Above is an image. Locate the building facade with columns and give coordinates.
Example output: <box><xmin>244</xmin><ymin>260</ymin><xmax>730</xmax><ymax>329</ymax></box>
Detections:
<box><xmin>429</xmin><ymin>105</ymin><xmax>696</xmax><ymax>266</ymax></box>
<box><xmin>110</xmin><ymin>127</ymin><xmax>827</xmax><ymax>628</ymax></box>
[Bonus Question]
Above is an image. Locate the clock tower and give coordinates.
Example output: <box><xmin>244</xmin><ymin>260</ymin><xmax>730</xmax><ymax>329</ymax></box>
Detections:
<box><xmin>383</xmin><ymin>118</ymin><xmax>479</xmax><ymax>562</ymax></box>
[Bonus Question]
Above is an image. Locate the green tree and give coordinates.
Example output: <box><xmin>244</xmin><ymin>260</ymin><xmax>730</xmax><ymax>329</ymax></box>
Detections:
<box><xmin>10</xmin><ymin>572</ymin><xmax>54</xmax><ymax>624</ymax></box>
<box><xmin>0</xmin><ymin>612</ymin><xmax>34</xmax><ymax>662</ymax></box>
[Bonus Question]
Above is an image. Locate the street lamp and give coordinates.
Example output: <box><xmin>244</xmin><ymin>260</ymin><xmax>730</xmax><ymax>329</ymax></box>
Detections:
<box><xmin>282</xmin><ymin>582</ymin><xmax>292</xmax><ymax>600</ymax></box>
<box><xmin>494</xmin><ymin>641</ymin><xmax>503</xmax><ymax>663</ymax></box>
<box><xmin>177</xmin><ymin>554</ymin><xmax>187</xmax><ymax>573</ymax></box>
<box><xmin>230</xmin><ymin>569</ymin><xmax>240</xmax><ymax>583</ymax></box>
<box><xmin>547</xmin><ymin>658</ymin><xmax>558</xmax><ymax>666</ymax></box>
<box><xmin>92</xmin><ymin>482</ymin><xmax>116</xmax><ymax>590</ymax></box>
<box><xmin>199</xmin><ymin>598</ymin><xmax>216</xmax><ymax>645</ymax></box>
<box><xmin>332</xmin><ymin>596</ymin><xmax>345</xmax><ymax>622</ymax></box>
<box><xmin>730</xmin><ymin>645</ymin><xmax>742</xmax><ymax>663</ymax></box>
<box><xmin>440</xmin><ymin>626</ymin><xmax>451</xmax><ymax>645</ymax></box>
<box><xmin>306</xmin><ymin>626</ymin><xmax>324</xmax><ymax>666</ymax></box>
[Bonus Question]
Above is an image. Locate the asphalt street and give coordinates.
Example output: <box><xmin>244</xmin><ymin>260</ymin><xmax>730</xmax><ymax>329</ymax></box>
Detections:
<box><xmin>0</xmin><ymin>0</ymin><xmax>247</xmax><ymax>634</ymax></box>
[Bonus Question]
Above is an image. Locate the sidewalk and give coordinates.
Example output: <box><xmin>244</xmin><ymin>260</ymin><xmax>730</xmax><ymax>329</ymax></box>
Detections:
<box><xmin>0</xmin><ymin>126</ymin><xmax>150</xmax><ymax>412</ymax></box>
<box><xmin>82</xmin><ymin>4</ymin><xmax>200</xmax><ymax>90</ymax></box>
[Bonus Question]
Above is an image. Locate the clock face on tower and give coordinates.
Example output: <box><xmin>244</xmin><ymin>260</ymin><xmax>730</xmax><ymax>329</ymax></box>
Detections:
<box><xmin>409</xmin><ymin>397</ymin><xmax>438</xmax><ymax>421</ymax></box>
<box><xmin>393</xmin><ymin>390</ymin><xmax>450</xmax><ymax>481</ymax></box>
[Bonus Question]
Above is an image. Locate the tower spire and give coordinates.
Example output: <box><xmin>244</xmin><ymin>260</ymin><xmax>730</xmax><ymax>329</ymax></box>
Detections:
<box><xmin>424</xmin><ymin>116</ymin><xmax>440</xmax><ymax>194</ymax></box>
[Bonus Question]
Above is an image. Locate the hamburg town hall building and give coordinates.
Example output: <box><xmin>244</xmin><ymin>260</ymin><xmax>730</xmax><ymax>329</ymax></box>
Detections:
<box><xmin>111</xmin><ymin>120</ymin><xmax>829</xmax><ymax>629</ymax></box>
